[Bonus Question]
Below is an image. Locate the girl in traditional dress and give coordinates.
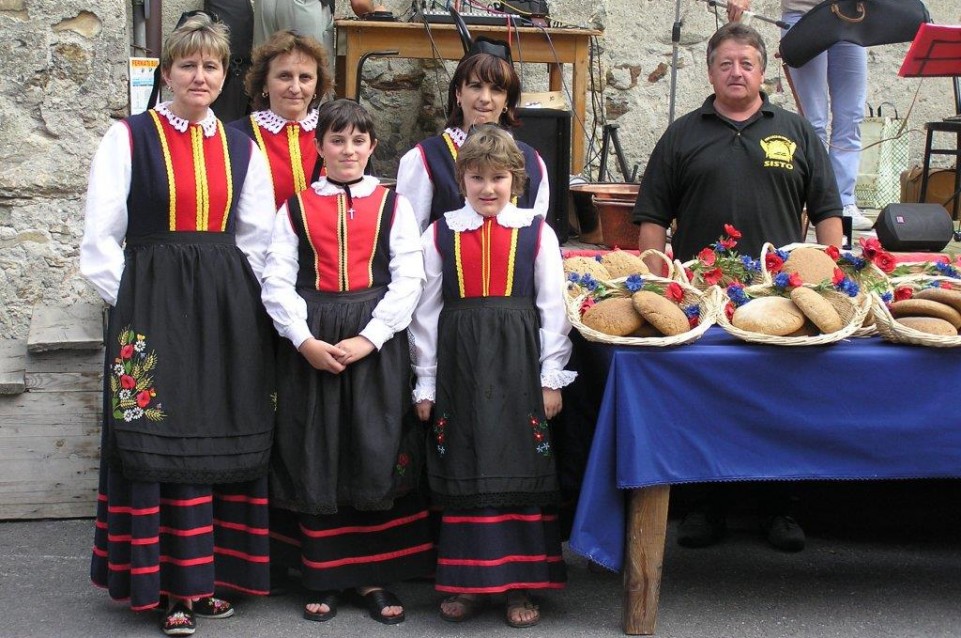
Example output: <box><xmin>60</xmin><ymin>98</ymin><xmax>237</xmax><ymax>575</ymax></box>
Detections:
<box><xmin>81</xmin><ymin>13</ymin><xmax>276</xmax><ymax>637</ymax></box>
<box><xmin>409</xmin><ymin>125</ymin><xmax>576</xmax><ymax>628</ymax></box>
<box><xmin>395</xmin><ymin>49</ymin><xmax>549</xmax><ymax>232</ymax></box>
<box><xmin>230</xmin><ymin>29</ymin><xmax>331</xmax><ymax>209</ymax></box>
<box><xmin>261</xmin><ymin>98</ymin><xmax>434</xmax><ymax>625</ymax></box>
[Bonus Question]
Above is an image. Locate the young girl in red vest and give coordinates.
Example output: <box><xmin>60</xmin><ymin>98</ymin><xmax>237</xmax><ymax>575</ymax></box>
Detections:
<box><xmin>261</xmin><ymin>99</ymin><xmax>434</xmax><ymax>625</ymax></box>
<box><xmin>409</xmin><ymin>125</ymin><xmax>576</xmax><ymax>628</ymax></box>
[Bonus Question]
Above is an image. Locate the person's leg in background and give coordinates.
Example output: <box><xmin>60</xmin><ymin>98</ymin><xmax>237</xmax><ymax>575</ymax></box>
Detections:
<box><xmin>826</xmin><ymin>39</ymin><xmax>868</xmax><ymax>224</ymax></box>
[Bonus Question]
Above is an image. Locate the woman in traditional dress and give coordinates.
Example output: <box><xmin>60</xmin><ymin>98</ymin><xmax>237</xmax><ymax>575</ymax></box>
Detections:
<box><xmin>230</xmin><ymin>29</ymin><xmax>331</xmax><ymax>209</ymax></box>
<box><xmin>395</xmin><ymin>49</ymin><xmax>550</xmax><ymax>232</ymax></box>
<box><xmin>81</xmin><ymin>13</ymin><xmax>276</xmax><ymax>636</ymax></box>
<box><xmin>261</xmin><ymin>99</ymin><xmax>434</xmax><ymax>626</ymax></box>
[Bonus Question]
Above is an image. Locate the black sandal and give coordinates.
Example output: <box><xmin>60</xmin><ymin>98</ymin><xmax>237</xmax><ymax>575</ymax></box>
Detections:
<box><xmin>192</xmin><ymin>596</ymin><xmax>234</xmax><ymax>619</ymax></box>
<box><xmin>303</xmin><ymin>590</ymin><xmax>340</xmax><ymax>622</ymax></box>
<box><xmin>354</xmin><ymin>588</ymin><xmax>406</xmax><ymax>625</ymax></box>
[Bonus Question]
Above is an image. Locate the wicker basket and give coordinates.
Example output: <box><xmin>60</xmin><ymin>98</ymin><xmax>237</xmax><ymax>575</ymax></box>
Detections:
<box><xmin>678</xmin><ymin>249</ymin><xmax>769</xmax><ymax>291</ymax></box>
<box><xmin>871</xmin><ymin>278</ymin><xmax>961</xmax><ymax>348</ymax></box>
<box><xmin>761</xmin><ymin>242</ymin><xmax>890</xmax><ymax>337</ymax></box>
<box><xmin>565</xmin><ymin>275</ymin><xmax>717</xmax><ymax>347</ymax></box>
<box><xmin>716</xmin><ymin>283</ymin><xmax>871</xmax><ymax>346</ymax></box>
<box><xmin>889</xmin><ymin>260</ymin><xmax>961</xmax><ymax>283</ymax></box>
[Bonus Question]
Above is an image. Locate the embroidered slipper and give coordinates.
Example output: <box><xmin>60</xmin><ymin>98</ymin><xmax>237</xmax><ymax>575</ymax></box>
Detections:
<box><xmin>505</xmin><ymin>591</ymin><xmax>540</xmax><ymax>629</ymax></box>
<box><xmin>440</xmin><ymin>594</ymin><xmax>487</xmax><ymax>622</ymax></box>
<box><xmin>161</xmin><ymin>602</ymin><xmax>196</xmax><ymax>636</ymax></box>
<box><xmin>354</xmin><ymin>588</ymin><xmax>406</xmax><ymax>625</ymax></box>
<box><xmin>303</xmin><ymin>590</ymin><xmax>341</xmax><ymax>623</ymax></box>
<box><xmin>193</xmin><ymin>596</ymin><xmax>234</xmax><ymax>619</ymax></box>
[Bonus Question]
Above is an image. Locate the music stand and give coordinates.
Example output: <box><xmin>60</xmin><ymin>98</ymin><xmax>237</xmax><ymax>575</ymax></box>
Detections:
<box><xmin>899</xmin><ymin>24</ymin><xmax>961</xmax><ymax>225</ymax></box>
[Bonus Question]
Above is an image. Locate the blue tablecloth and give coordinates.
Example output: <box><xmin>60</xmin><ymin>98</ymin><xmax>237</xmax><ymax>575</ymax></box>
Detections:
<box><xmin>568</xmin><ymin>328</ymin><xmax>961</xmax><ymax>572</ymax></box>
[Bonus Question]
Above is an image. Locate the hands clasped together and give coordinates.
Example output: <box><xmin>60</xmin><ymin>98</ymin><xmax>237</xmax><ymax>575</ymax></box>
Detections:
<box><xmin>298</xmin><ymin>336</ymin><xmax>375</xmax><ymax>374</ymax></box>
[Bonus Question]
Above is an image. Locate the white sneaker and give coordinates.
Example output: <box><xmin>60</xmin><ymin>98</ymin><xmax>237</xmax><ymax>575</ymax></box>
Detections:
<box><xmin>843</xmin><ymin>204</ymin><xmax>873</xmax><ymax>231</ymax></box>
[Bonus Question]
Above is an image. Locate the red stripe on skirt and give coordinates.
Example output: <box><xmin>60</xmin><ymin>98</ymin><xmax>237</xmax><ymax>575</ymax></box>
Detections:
<box><xmin>159</xmin><ymin>495</ymin><xmax>212</xmax><ymax>507</ymax></box>
<box><xmin>160</xmin><ymin>555</ymin><xmax>214</xmax><ymax>567</ymax></box>
<box><xmin>438</xmin><ymin>553</ymin><xmax>550</xmax><ymax>567</ymax></box>
<box><xmin>302</xmin><ymin>542</ymin><xmax>434</xmax><ymax>569</ymax></box>
<box><xmin>213</xmin><ymin>519</ymin><xmax>268</xmax><ymax>535</ymax></box>
<box><xmin>158</xmin><ymin>525</ymin><xmax>214</xmax><ymax>537</ymax></box>
<box><xmin>436</xmin><ymin>582</ymin><xmax>566</xmax><ymax>594</ymax></box>
<box><xmin>107</xmin><ymin>534</ymin><xmax>160</xmax><ymax>546</ymax></box>
<box><xmin>442</xmin><ymin>513</ymin><xmax>558</xmax><ymax>524</ymax></box>
<box><xmin>214</xmin><ymin>546</ymin><xmax>269</xmax><ymax>563</ymax></box>
<box><xmin>299</xmin><ymin>511</ymin><xmax>429</xmax><ymax>538</ymax></box>
<box><xmin>108</xmin><ymin>505</ymin><xmax>160</xmax><ymax>515</ymax></box>
<box><xmin>216</xmin><ymin>494</ymin><xmax>269</xmax><ymax>505</ymax></box>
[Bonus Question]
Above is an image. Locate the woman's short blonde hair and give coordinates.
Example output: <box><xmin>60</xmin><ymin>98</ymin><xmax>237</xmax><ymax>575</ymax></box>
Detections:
<box><xmin>455</xmin><ymin>125</ymin><xmax>527</xmax><ymax>199</ymax></box>
<box><xmin>245</xmin><ymin>30</ymin><xmax>332</xmax><ymax>112</ymax></box>
<box><xmin>161</xmin><ymin>13</ymin><xmax>231</xmax><ymax>73</ymax></box>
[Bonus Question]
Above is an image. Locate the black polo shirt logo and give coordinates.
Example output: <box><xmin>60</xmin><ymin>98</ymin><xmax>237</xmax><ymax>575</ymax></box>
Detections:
<box><xmin>760</xmin><ymin>135</ymin><xmax>796</xmax><ymax>170</ymax></box>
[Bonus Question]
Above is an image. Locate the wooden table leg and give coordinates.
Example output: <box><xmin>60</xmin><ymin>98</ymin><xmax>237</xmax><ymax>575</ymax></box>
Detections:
<box><xmin>623</xmin><ymin>485</ymin><xmax>670</xmax><ymax>635</ymax></box>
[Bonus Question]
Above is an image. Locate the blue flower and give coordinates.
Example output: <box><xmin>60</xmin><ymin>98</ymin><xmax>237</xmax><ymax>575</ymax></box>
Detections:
<box><xmin>935</xmin><ymin>262</ymin><xmax>959</xmax><ymax>278</ymax></box>
<box><xmin>740</xmin><ymin>255</ymin><xmax>761</xmax><ymax>273</ymax></box>
<box><xmin>881</xmin><ymin>291</ymin><xmax>893</xmax><ymax>304</ymax></box>
<box><xmin>840</xmin><ymin>252</ymin><xmax>866</xmax><ymax>270</ymax></box>
<box><xmin>726</xmin><ymin>284</ymin><xmax>749</xmax><ymax>307</ymax></box>
<box><xmin>837</xmin><ymin>278</ymin><xmax>860</xmax><ymax>297</ymax></box>
<box><xmin>682</xmin><ymin>305</ymin><xmax>700</xmax><ymax>319</ymax></box>
<box><xmin>594</xmin><ymin>255</ymin><xmax>603</xmax><ymax>262</ymax></box>
<box><xmin>775</xmin><ymin>249</ymin><xmax>789</xmax><ymax>262</ymax></box>
<box><xmin>581</xmin><ymin>274</ymin><xmax>598</xmax><ymax>291</ymax></box>
<box><xmin>567</xmin><ymin>272</ymin><xmax>581</xmax><ymax>283</ymax></box>
<box><xmin>625</xmin><ymin>274</ymin><xmax>644</xmax><ymax>293</ymax></box>
<box><xmin>773</xmin><ymin>272</ymin><xmax>791</xmax><ymax>288</ymax></box>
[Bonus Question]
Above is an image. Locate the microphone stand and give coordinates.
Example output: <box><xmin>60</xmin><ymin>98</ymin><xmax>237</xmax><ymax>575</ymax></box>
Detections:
<box><xmin>668</xmin><ymin>0</ymin><xmax>682</xmax><ymax>125</ymax></box>
<box><xmin>702</xmin><ymin>0</ymin><xmax>788</xmax><ymax>29</ymax></box>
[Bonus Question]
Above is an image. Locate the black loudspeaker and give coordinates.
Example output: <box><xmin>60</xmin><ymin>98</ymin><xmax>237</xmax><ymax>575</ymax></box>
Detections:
<box><xmin>874</xmin><ymin>203</ymin><xmax>954</xmax><ymax>252</ymax></box>
<box><xmin>514</xmin><ymin>108</ymin><xmax>571</xmax><ymax>244</ymax></box>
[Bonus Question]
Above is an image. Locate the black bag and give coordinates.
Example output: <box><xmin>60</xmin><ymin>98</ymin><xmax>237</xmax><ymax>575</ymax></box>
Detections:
<box><xmin>779</xmin><ymin>0</ymin><xmax>931</xmax><ymax>68</ymax></box>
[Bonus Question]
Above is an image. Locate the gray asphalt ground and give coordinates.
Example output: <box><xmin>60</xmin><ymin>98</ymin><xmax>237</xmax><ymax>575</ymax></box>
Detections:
<box><xmin>3</xmin><ymin>481</ymin><xmax>961</xmax><ymax>638</ymax></box>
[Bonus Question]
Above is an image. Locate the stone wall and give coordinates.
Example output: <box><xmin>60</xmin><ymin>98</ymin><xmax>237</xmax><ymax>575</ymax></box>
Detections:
<box><xmin>0</xmin><ymin>0</ymin><xmax>956</xmax><ymax>338</ymax></box>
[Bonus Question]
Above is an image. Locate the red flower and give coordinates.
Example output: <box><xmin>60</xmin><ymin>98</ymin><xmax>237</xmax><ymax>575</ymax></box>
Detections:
<box><xmin>436</xmin><ymin>433</ymin><xmax>445</xmax><ymax>443</ymax></box>
<box><xmin>120</xmin><ymin>375</ymin><xmax>136</xmax><ymax>390</ymax></box>
<box><xmin>136</xmin><ymin>390</ymin><xmax>152</xmax><ymax>408</ymax></box>
<box><xmin>894</xmin><ymin>286</ymin><xmax>914</xmax><ymax>301</ymax></box>
<box><xmin>859</xmin><ymin>236</ymin><xmax>882</xmax><ymax>260</ymax></box>
<box><xmin>788</xmin><ymin>273</ymin><xmax>803</xmax><ymax>288</ymax></box>
<box><xmin>703</xmin><ymin>268</ymin><xmax>724</xmax><ymax>285</ymax></box>
<box><xmin>120</xmin><ymin>344</ymin><xmax>134</xmax><ymax>360</ymax></box>
<box><xmin>724</xmin><ymin>301</ymin><xmax>735</xmax><ymax>321</ymax></box>
<box><xmin>718</xmin><ymin>238</ymin><xmax>737</xmax><ymax>250</ymax></box>
<box><xmin>873</xmin><ymin>251</ymin><xmax>896</xmax><ymax>274</ymax></box>
<box><xmin>825</xmin><ymin>245</ymin><xmax>840</xmax><ymax>260</ymax></box>
<box><xmin>397</xmin><ymin>453</ymin><xmax>410</xmax><ymax>467</ymax></box>
<box><xmin>942</xmin><ymin>282</ymin><xmax>954</xmax><ymax>291</ymax></box>
<box><xmin>698</xmin><ymin>247</ymin><xmax>717</xmax><ymax>266</ymax></box>
<box><xmin>579</xmin><ymin>296</ymin><xmax>596</xmax><ymax>315</ymax></box>
<box><xmin>684</xmin><ymin>267</ymin><xmax>694</xmax><ymax>282</ymax></box>
<box><xmin>688</xmin><ymin>315</ymin><xmax>699</xmax><ymax>329</ymax></box>
<box><xmin>666</xmin><ymin>282</ymin><xmax>685</xmax><ymax>302</ymax></box>
<box><xmin>832</xmin><ymin>268</ymin><xmax>845</xmax><ymax>286</ymax></box>
<box><xmin>723</xmin><ymin>224</ymin><xmax>742</xmax><ymax>239</ymax></box>
<box><xmin>765</xmin><ymin>253</ymin><xmax>784</xmax><ymax>274</ymax></box>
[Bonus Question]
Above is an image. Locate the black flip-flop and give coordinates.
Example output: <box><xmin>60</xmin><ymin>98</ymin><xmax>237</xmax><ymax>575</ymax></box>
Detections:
<box><xmin>355</xmin><ymin>588</ymin><xmax>406</xmax><ymax>625</ymax></box>
<box><xmin>303</xmin><ymin>590</ymin><xmax>341</xmax><ymax>622</ymax></box>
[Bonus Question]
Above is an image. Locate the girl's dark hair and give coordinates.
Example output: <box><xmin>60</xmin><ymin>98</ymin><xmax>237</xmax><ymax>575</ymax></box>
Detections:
<box><xmin>445</xmin><ymin>53</ymin><xmax>521</xmax><ymax>130</ymax></box>
<box><xmin>315</xmin><ymin>99</ymin><xmax>377</xmax><ymax>141</ymax></box>
<box><xmin>245</xmin><ymin>30</ymin><xmax>332</xmax><ymax>112</ymax></box>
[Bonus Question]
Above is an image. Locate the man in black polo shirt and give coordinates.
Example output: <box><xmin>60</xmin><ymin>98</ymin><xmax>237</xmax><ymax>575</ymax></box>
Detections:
<box><xmin>634</xmin><ymin>21</ymin><xmax>842</xmax><ymax>264</ymax></box>
<box><xmin>633</xmin><ymin>22</ymin><xmax>843</xmax><ymax>552</ymax></box>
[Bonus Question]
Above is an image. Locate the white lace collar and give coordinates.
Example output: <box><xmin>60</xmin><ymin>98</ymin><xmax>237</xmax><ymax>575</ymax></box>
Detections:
<box><xmin>446</xmin><ymin>127</ymin><xmax>468</xmax><ymax>147</ymax></box>
<box><xmin>444</xmin><ymin>203</ymin><xmax>537</xmax><ymax>232</ymax></box>
<box><xmin>311</xmin><ymin>175</ymin><xmax>380</xmax><ymax>198</ymax></box>
<box><xmin>155</xmin><ymin>102</ymin><xmax>218</xmax><ymax>137</ymax></box>
<box><xmin>252</xmin><ymin>108</ymin><xmax>318</xmax><ymax>134</ymax></box>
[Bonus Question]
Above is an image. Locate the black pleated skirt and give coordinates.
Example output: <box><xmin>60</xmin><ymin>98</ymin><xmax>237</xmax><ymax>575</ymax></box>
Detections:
<box><xmin>269</xmin><ymin>490</ymin><xmax>435</xmax><ymax>591</ymax></box>
<box><xmin>434</xmin><ymin>506</ymin><xmax>566</xmax><ymax>594</ymax></box>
